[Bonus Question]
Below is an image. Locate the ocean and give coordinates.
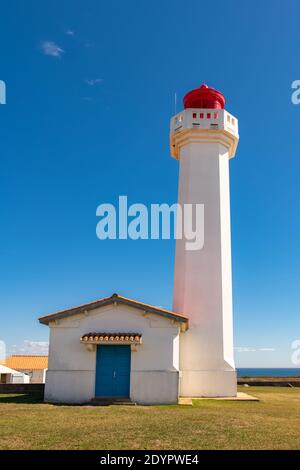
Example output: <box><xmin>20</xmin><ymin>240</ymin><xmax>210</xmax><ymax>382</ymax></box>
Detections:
<box><xmin>237</xmin><ymin>368</ymin><xmax>300</xmax><ymax>377</ymax></box>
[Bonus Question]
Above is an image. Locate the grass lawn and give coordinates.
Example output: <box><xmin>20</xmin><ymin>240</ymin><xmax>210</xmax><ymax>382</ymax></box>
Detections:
<box><xmin>0</xmin><ymin>387</ymin><xmax>299</xmax><ymax>450</ymax></box>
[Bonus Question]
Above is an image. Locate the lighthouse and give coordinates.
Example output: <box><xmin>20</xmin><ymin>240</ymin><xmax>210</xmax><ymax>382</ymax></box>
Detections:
<box><xmin>170</xmin><ymin>84</ymin><xmax>239</xmax><ymax>397</ymax></box>
<box><xmin>39</xmin><ymin>84</ymin><xmax>240</xmax><ymax>406</ymax></box>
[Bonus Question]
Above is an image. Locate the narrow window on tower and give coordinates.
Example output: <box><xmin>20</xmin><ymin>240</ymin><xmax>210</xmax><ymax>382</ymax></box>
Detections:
<box><xmin>193</xmin><ymin>113</ymin><xmax>197</xmax><ymax>118</ymax></box>
<box><xmin>214</xmin><ymin>112</ymin><xmax>219</xmax><ymax>119</ymax></box>
<box><xmin>200</xmin><ymin>113</ymin><xmax>204</xmax><ymax>119</ymax></box>
<box><xmin>207</xmin><ymin>113</ymin><xmax>211</xmax><ymax>119</ymax></box>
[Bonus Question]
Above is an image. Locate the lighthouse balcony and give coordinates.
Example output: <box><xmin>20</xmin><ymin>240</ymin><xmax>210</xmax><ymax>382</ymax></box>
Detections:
<box><xmin>171</xmin><ymin>108</ymin><xmax>238</xmax><ymax>138</ymax></box>
<box><xmin>170</xmin><ymin>108</ymin><xmax>239</xmax><ymax>159</ymax></box>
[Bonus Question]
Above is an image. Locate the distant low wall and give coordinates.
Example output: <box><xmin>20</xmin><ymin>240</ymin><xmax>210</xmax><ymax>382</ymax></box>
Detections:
<box><xmin>1</xmin><ymin>380</ymin><xmax>299</xmax><ymax>397</ymax></box>
<box><xmin>238</xmin><ymin>377</ymin><xmax>300</xmax><ymax>387</ymax></box>
<box><xmin>0</xmin><ymin>383</ymin><xmax>45</xmax><ymax>395</ymax></box>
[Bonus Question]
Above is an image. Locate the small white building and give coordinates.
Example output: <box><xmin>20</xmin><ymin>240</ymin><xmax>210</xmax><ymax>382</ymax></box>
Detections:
<box><xmin>0</xmin><ymin>364</ymin><xmax>30</xmax><ymax>384</ymax></box>
<box><xmin>39</xmin><ymin>294</ymin><xmax>188</xmax><ymax>404</ymax></box>
<box><xmin>5</xmin><ymin>355</ymin><xmax>48</xmax><ymax>383</ymax></box>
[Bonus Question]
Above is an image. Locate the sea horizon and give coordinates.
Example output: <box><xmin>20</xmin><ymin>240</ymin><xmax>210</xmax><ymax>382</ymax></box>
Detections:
<box><xmin>237</xmin><ymin>368</ymin><xmax>300</xmax><ymax>377</ymax></box>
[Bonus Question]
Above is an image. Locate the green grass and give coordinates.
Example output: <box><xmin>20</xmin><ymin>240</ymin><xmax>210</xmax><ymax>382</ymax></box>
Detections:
<box><xmin>0</xmin><ymin>387</ymin><xmax>300</xmax><ymax>450</ymax></box>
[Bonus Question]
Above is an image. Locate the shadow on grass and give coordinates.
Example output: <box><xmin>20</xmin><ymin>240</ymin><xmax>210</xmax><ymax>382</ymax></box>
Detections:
<box><xmin>0</xmin><ymin>394</ymin><xmax>104</xmax><ymax>406</ymax></box>
<box><xmin>0</xmin><ymin>394</ymin><xmax>44</xmax><ymax>404</ymax></box>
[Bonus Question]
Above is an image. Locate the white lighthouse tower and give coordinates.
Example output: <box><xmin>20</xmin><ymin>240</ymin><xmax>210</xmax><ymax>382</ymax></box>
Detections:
<box><xmin>171</xmin><ymin>84</ymin><xmax>239</xmax><ymax>397</ymax></box>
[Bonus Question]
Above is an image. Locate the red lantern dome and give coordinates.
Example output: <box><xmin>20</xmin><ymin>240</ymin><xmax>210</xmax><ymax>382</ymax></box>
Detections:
<box><xmin>183</xmin><ymin>84</ymin><xmax>225</xmax><ymax>110</ymax></box>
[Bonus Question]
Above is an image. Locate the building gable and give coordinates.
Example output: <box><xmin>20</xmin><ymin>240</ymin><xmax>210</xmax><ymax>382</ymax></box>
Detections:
<box><xmin>39</xmin><ymin>293</ymin><xmax>188</xmax><ymax>331</ymax></box>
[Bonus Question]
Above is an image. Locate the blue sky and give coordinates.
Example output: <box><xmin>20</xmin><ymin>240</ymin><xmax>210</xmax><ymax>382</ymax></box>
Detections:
<box><xmin>0</xmin><ymin>0</ymin><xmax>300</xmax><ymax>367</ymax></box>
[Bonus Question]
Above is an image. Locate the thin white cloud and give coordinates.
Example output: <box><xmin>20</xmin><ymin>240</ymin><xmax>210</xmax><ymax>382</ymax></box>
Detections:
<box><xmin>235</xmin><ymin>347</ymin><xmax>256</xmax><ymax>353</ymax></box>
<box><xmin>0</xmin><ymin>340</ymin><xmax>6</xmax><ymax>361</ymax></box>
<box><xmin>259</xmin><ymin>348</ymin><xmax>276</xmax><ymax>352</ymax></box>
<box><xmin>40</xmin><ymin>41</ymin><xmax>64</xmax><ymax>58</ymax></box>
<box><xmin>65</xmin><ymin>30</ymin><xmax>75</xmax><ymax>36</ymax></box>
<box><xmin>9</xmin><ymin>340</ymin><xmax>49</xmax><ymax>356</ymax></box>
<box><xmin>84</xmin><ymin>41</ymin><xmax>95</xmax><ymax>48</ymax></box>
<box><xmin>235</xmin><ymin>347</ymin><xmax>276</xmax><ymax>353</ymax></box>
<box><xmin>85</xmin><ymin>78</ymin><xmax>104</xmax><ymax>86</ymax></box>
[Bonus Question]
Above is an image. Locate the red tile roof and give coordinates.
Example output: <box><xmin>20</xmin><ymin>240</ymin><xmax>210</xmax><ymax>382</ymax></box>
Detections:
<box><xmin>80</xmin><ymin>333</ymin><xmax>142</xmax><ymax>344</ymax></box>
<box><xmin>5</xmin><ymin>355</ymin><xmax>48</xmax><ymax>370</ymax></box>
<box><xmin>39</xmin><ymin>293</ymin><xmax>188</xmax><ymax>327</ymax></box>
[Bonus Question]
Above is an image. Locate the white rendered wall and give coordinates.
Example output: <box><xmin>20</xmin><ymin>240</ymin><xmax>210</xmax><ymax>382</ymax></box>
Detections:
<box><xmin>174</xmin><ymin>141</ymin><xmax>237</xmax><ymax>397</ymax></box>
<box><xmin>10</xmin><ymin>373</ymin><xmax>30</xmax><ymax>384</ymax></box>
<box><xmin>17</xmin><ymin>369</ymin><xmax>46</xmax><ymax>383</ymax></box>
<box><xmin>45</xmin><ymin>304</ymin><xmax>181</xmax><ymax>404</ymax></box>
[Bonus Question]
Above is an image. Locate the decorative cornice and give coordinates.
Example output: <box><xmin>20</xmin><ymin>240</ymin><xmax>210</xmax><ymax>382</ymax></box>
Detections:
<box><xmin>80</xmin><ymin>333</ymin><xmax>142</xmax><ymax>345</ymax></box>
<box><xmin>171</xmin><ymin>128</ymin><xmax>238</xmax><ymax>160</ymax></box>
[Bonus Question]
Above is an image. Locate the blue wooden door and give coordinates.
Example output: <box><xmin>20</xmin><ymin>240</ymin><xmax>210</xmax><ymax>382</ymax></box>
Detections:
<box><xmin>95</xmin><ymin>345</ymin><xmax>131</xmax><ymax>397</ymax></box>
